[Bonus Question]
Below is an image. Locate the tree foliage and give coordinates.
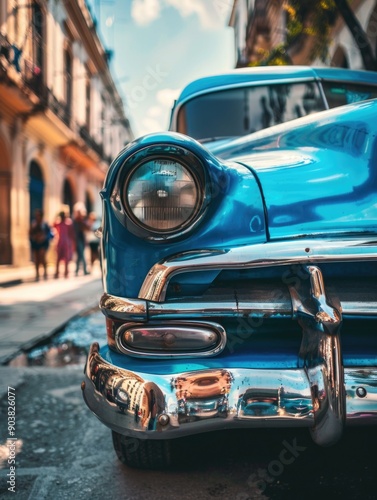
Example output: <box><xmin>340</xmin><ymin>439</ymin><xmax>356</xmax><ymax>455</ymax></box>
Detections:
<box><xmin>258</xmin><ymin>0</ymin><xmax>377</xmax><ymax>70</ymax></box>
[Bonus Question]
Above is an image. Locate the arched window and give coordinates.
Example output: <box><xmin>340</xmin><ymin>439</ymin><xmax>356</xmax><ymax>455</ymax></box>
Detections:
<box><xmin>64</xmin><ymin>47</ymin><xmax>73</xmax><ymax>124</ymax></box>
<box><xmin>63</xmin><ymin>178</ymin><xmax>74</xmax><ymax>216</ymax></box>
<box><xmin>331</xmin><ymin>45</ymin><xmax>349</xmax><ymax>69</ymax></box>
<box><xmin>367</xmin><ymin>4</ymin><xmax>377</xmax><ymax>57</ymax></box>
<box><xmin>85</xmin><ymin>191</ymin><xmax>93</xmax><ymax>215</ymax></box>
<box><xmin>0</xmin><ymin>138</ymin><xmax>12</xmax><ymax>264</ymax></box>
<box><xmin>29</xmin><ymin>160</ymin><xmax>44</xmax><ymax>223</ymax></box>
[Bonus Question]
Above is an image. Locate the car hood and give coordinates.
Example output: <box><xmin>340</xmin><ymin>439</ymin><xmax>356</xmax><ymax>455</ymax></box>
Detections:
<box><xmin>215</xmin><ymin>100</ymin><xmax>377</xmax><ymax>239</ymax></box>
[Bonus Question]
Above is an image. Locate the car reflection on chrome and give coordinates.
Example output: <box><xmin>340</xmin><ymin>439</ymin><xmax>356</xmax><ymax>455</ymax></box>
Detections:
<box><xmin>281</xmin><ymin>397</ymin><xmax>312</xmax><ymax>417</ymax></box>
<box><xmin>173</xmin><ymin>369</ymin><xmax>232</xmax><ymax>421</ymax></box>
<box><xmin>237</xmin><ymin>389</ymin><xmax>279</xmax><ymax>417</ymax></box>
<box><xmin>112</xmin><ymin>379</ymin><xmax>130</xmax><ymax>413</ymax></box>
<box><xmin>177</xmin><ymin>395</ymin><xmax>229</xmax><ymax>421</ymax></box>
<box><xmin>237</xmin><ymin>389</ymin><xmax>313</xmax><ymax>418</ymax></box>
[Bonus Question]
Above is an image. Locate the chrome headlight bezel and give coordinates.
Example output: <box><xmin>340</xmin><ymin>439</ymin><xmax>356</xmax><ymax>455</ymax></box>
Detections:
<box><xmin>111</xmin><ymin>144</ymin><xmax>208</xmax><ymax>241</ymax></box>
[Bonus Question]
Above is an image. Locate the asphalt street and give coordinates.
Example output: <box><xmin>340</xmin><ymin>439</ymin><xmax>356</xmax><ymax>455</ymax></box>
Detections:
<box><xmin>0</xmin><ymin>364</ymin><xmax>377</xmax><ymax>499</ymax></box>
<box><xmin>0</xmin><ymin>266</ymin><xmax>377</xmax><ymax>499</ymax></box>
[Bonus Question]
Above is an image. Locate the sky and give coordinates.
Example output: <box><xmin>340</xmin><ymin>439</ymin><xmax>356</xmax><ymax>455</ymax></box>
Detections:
<box><xmin>87</xmin><ymin>0</ymin><xmax>235</xmax><ymax>138</ymax></box>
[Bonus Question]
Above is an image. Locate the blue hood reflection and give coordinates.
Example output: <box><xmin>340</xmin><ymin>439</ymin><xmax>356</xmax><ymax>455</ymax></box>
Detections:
<box><xmin>212</xmin><ymin>100</ymin><xmax>377</xmax><ymax>239</ymax></box>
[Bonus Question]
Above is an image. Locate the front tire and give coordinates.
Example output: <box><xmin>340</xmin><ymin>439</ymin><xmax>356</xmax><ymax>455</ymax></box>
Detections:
<box><xmin>112</xmin><ymin>431</ymin><xmax>172</xmax><ymax>469</ymax></box>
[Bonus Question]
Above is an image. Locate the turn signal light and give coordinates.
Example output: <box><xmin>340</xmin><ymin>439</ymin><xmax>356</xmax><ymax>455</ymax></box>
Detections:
<box><xmin>115</xmin><ymin>322</ymin><xmax>226</xmax><ymax>359</ymax></box>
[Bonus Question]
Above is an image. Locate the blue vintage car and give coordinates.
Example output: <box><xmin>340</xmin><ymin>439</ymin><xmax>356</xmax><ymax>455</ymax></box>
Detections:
<box><xmin>82</xmin><ymin>66</ymin><xmax>377</xmax><ymax>469</ymax></box>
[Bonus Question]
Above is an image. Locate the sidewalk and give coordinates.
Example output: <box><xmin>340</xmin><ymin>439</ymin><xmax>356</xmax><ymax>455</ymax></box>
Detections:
<box><xmin>0</xmin><ymin>263</ymin><xmax>103</xmax><ymax>364</ymax></box>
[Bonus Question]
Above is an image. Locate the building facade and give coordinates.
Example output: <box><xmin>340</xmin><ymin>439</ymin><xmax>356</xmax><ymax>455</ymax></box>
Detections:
<box><xmin>328</xmin><ymin>0</ymin><xmax>377</xmax><ymax>69</ymax></box>
<box><xmin>0</xmin><ymin>0</ymin><xmax>133</xmax><ymax>267</ymax></box>
<box><xmin>229</xmin><ymin>0</ymin><xmax>377</xmax><ymax>69</ymax></box>
<box><xmin>229</xmin><ymin>0</ymin><xmax>286</xmax><ymax>67</ymax></box>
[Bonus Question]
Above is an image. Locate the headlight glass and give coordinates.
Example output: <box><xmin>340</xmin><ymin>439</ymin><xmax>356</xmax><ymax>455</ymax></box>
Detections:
<box><xmin>125</xmin><ymin>158</ymin><xmax>200</xmax><ymax>232</ymax></box>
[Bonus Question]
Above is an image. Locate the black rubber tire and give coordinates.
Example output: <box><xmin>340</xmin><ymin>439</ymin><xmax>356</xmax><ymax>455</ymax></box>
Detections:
<box><xmin>112</xmin><ymin>430</ymin><xmax>172</xmax><ymax>470</ymax></box>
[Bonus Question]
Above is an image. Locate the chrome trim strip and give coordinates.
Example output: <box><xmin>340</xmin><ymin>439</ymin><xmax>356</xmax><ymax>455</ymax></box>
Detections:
<box><xmin>99</xmin><ymin>293</ymin><xmax>377</xmax><ymax>323</ymax></box>
<box><xmin>147</xmin><ymin>298</ymin><xmax>292</xmax><ymax>319</ymax></box>
<box><xmin>342</xmin><ymin>302</ymin><xmax>377</xmax><ymax>316</ymax></box>
<box><xmin>114</xmin><ymin>321</ymin><xmax>227</xmax><ymax>359</ymax></box>
<box><xmin>82</xmin><ymin>343</ymin><xmax>377</xmax><ymax>441</ymax></box>
<box><xmin>138</xmin><ymin>238</ymin><xmax>377</xmax><ymax>302</ymax></box>
<box><xmin>289</xmin><ymin>266</ymin><xmax>345</xmax><ymax>446</ymax></box>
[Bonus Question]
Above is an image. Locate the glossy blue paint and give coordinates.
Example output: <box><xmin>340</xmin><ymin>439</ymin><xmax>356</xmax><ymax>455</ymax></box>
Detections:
<box><xmin>84</xmin><ymin>70</ymin><xmax>377</xmax><ymax>452</ymax></box>
<box><xmin>101</xmin><ymin>101</ymin><xmax>377</xmax><ymax>297</ymax></box>
<box><xmin>211</xmin><ymin>99</ymin><xmax>377</xmax><ymax>239</ymax></box>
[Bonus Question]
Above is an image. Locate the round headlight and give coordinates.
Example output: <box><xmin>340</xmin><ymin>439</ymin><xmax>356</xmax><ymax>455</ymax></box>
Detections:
<box><xmin>125</xmin><ymin>158</ymin><xmax>201</xmax><ymax>232</ymax></box>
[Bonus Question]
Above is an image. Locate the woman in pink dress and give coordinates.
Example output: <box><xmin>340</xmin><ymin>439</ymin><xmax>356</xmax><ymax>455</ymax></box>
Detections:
<box><xmin>53</xmin><ymin>211</ymin><xmax>75</xmax><ymax>278</ymax></box>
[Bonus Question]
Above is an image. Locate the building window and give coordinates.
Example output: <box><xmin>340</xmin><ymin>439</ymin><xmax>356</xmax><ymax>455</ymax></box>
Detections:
<box><xmin>85</xmin><ymin>191</ymin><xmax>93</xmax><ymax>214</ymax></box>
<box><xmin>101</xmin><ymin>96</ymin><xmax>105</xmax><ymax>145</ymax></box>
<box><xmin>63</xmin><ymin>178</ymin><xmax>74</xmax><ymax>216</ymax></box>
<box><xmin>64</xmin><ymin>47</ymin><xmax>73</xmax><ymax>123</ymax></box>
<box><xmin>14</xmin><ymin>0</ymin><xmax>19</xmax><ymax>41</ymax></box>
<box><xmin>85</xmin><ymin>73</ymin><xmax>91</xmax><ymax>129</ymax></box>
<box><xmin>31</xmin><ymin>1</ymin><xmax>44</xmax><ymax>71</ymax></box>
<box><xmin>29</xmin><ymin>160</ymin><xmax>44</xmax><ymax>223</ymax></box>
<box><xmin>0</xmin><ymin>137</ymin><xmax>12</xmax><ymax>265</ymax></box>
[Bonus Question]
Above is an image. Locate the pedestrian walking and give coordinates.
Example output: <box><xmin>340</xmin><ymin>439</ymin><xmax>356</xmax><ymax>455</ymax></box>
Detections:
<box><xmin>29</xmin><ymin>208</ymin><xmax>53</xmax><ymax>281</ymax></box>
<box><xmin>73</xmin><ymin>202</ymin><xmax>90</xmax><ymax>276</ymax></box>
<box><xmin>53</xmin><ymin>210</ymin><xmax>75</xmax><ymax>278</ymax></box>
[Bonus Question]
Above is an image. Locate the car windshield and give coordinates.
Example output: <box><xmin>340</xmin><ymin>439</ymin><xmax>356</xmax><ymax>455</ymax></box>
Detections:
<box><xmin>176</xmin><ymin>82</ymin><xmax>325</xmax><ymax>141</ymax></box>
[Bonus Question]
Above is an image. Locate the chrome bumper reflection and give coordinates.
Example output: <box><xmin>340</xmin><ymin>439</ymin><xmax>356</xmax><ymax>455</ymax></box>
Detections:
<box><xmin>82</xmin><ymin>343</ymin><xmax>377</xmax><ymax>442</ymax></box>
<box><xmin>93</xmin><ymin>239</ymin><xmax>377</xmax><ymax>445</ymax></box>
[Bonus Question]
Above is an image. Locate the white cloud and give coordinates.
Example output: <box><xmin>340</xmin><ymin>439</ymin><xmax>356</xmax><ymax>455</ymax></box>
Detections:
<box><xmin>166</xmin><ymin>0</ymin><xmax>231</xmax><ymax>28</ymax></box>
<box><xmin>131</xmin><ymin>0</ymin><xmax>161</xmax><ymax>26</ymax></box>
<box><xmin>105</xmin><ymin>16</ymin><xmax>114</xmax><ymax>27</ymax></box>
<box><xmin>131</xmin><ymin>0</ymin><xmax>232</xmax><ymax>28</ymax></box>
<box><xmin>137</xmin><ymin>89</ymin><xmax>180</xmax><ymax>135</ymax></box>
<box><xmin>141</xmin><ymin>116</ymin><xmax>165</xmax><ymax>135</ymax></box>
<box><xmin>148</xmin><ymin>105</ymin><xmax>163</xmax><ymax>117</ymax></box>
<box><xmin>156</xmin><ymin>87</ymin><xmax>180</xmax><ymax>107</ymax></box>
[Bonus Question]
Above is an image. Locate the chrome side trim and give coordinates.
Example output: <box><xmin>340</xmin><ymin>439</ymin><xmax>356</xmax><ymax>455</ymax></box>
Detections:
<box><xmin>342</xmin><ymin>302</ymin><xmax>377</xmax><ymax>316</ymax></box>
<box><xmin>289</xmin><ymin>266</ymin><xmax>345</xmax><ymax>447</ymax></box>
<box><xmin>138</xmin><ymin>237</ymin><xmax>377</xmax><ymax>302</ymax></box>
<box><xmin>99</xmin><ymin>292</ymin><xmax>377</xmax><ymax>323</ymax></box>
<box><xmin>82</xmin><ymin>343</ymin><xmax>377</xmax><ymax>440</ymax></box>
<box><xmin>147</xmin><ymin>297</ymin><xmax>292</xmax><ymax>319</ymax></box>
<box><xmin>114</xmin><ymin>321</ymin><xmax>227</xmax><ymax>359</ymax></box>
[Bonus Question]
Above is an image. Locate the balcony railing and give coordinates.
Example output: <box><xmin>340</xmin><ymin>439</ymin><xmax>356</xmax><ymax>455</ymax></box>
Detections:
<box><xmin>0</xmin><ymin>31</ymin><xmax>46</xmax><ymax>99</ymax></box>
<box><xmin>46</xmin><ymin>90</ymin><xmax>71</xmax><ymax>127</ymax></box>
<box><xmin>79</xmin><ymin>125</ymin><xmax>106</xmax><ymax>159</ymax></box>
<box><xmin>1</xmin><ymin>31</ymin><xmax>109</xmax><ymax>162</ymax></box>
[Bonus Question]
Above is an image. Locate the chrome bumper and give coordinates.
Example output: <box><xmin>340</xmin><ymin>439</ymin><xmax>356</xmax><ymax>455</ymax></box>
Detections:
<box><xmin>85</xmin><ymin>237</ymin><xmax>377</xmax><ymax>445</ymax></box>
<box><xmin>82</xmin><ymin>343</ymin><xmax>377</xmax><ymax>443</ymax></box>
